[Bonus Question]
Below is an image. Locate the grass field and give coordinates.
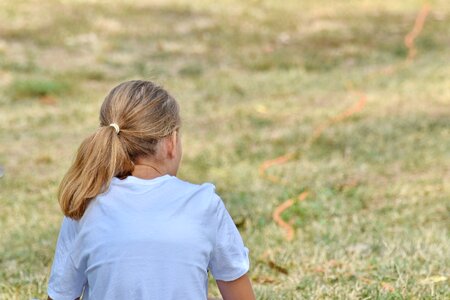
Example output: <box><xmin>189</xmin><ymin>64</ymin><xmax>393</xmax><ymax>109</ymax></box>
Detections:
<box><xmin>0</xmin><ymin>0</ymin><xmax>449</xmax><ymax>299</ymax></box>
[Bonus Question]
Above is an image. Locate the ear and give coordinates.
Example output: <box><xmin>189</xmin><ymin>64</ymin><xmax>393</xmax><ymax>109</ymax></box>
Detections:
<box><xmin>165</xmin><ymin>131</ymin><xmax>177</xmax><ymax>159</ymax></box>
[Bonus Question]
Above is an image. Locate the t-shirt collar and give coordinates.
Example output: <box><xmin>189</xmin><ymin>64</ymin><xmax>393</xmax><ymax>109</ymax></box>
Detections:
<box><xmin>112</xmin><ymin>174</ymin><xmax>174</xmax><ymax>185</ymax></box>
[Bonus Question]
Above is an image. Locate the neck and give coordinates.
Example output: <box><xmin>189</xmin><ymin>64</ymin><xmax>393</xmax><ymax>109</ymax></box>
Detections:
<box><xmin>132</xmin><ymin>164</ymin><xmax>166</xmax><ymax>180</ymax></box>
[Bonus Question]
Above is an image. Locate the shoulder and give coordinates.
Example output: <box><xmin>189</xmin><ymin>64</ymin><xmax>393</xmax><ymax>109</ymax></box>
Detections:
<box><xmin>171</xmin><ymin>177</ymin><xmax>222</xmax><ymax>208</ymax></box>
<box><xmin>172</xmin><ymin>176</ymin><xmax>217</xmax><ymax>197</ymax></box>
<box><xmin>60</xmin><ymin>216</ymin><xmax>80</xmax><ymax>234</ymax></box>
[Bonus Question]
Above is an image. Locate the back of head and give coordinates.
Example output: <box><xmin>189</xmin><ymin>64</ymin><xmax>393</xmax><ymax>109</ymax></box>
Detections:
<box><xmin>58</xmin><ymin>80</ymin><xmax>181</xmax><ymax>220</ymax></box>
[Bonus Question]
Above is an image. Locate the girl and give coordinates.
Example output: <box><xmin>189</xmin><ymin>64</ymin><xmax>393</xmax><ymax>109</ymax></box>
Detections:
<box><xmin>47</xmin><ymin>80</ymin><xmax>255</xmax><ymax>300</ymax></box>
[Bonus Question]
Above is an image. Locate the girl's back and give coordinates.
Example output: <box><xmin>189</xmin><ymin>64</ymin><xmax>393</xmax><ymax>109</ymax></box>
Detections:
<box><xmin>49</xmin><ymin>174</ymin><xmax>249</xmax><ymax>299</ymax></box>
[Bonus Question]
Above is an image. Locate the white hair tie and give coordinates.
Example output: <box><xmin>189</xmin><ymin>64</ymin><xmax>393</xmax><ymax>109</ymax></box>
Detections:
<box><xmin>109</xmin><ymin>123</ymin><xmax>120</xmax><ymax>134</ymax></box>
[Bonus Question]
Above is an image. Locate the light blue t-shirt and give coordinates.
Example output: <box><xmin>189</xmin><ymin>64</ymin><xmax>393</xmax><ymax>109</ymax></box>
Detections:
<box><xmin>47</xmin><ymin>174</ymin><xmax>250</xmax><ymax>299</ymax></box>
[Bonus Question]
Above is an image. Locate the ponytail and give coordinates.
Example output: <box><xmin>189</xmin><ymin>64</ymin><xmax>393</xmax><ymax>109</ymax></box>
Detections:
<box><xmin>57</xmin><ymin>80</ymin><xmax>181</xmax><ymax>220</ymax></box>
<box><xmin>58</xmin><ymin>125</ymin><xmax>133</xmax><ymax>220</ymax></box>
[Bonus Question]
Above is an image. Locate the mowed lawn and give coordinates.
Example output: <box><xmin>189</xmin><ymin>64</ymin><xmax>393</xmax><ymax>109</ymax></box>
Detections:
<box><xmin>0</xmin><ymin>0</ymin><xmax>449</xmax><ymax>299</ymax></box>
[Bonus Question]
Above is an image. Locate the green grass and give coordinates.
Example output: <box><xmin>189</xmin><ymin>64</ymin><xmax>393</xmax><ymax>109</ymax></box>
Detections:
<box><xmin>7</xmin><ymin>78</ymin><xmax>71</xmax><ymax>99</ymax></box>
<box><xmin>0</xmin><ymin>0</ymin><xmax>449</xmax><ymax>299</ymax></box>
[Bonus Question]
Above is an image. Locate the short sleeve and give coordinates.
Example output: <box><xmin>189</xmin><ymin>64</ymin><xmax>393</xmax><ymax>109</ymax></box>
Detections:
<box><xmin>47</xmin><ymin>216</ymin><xmax>86</xmax><ymax>300</ymax></box>
<box><xmin>208</xmin><ymin>193</ymin><xmax>250</xmax><ymax>281</ymax></box>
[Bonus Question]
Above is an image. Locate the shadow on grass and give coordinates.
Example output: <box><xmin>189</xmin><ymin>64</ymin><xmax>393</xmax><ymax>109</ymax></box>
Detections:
<box><xmin>1</xmin><ymin>2</ymin><xmax>447</xmax><ymax>75</ymax></box>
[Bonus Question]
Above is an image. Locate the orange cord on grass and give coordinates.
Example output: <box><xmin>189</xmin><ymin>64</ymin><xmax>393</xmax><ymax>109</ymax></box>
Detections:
<box><xmin>311</xmin><ymin>93</ymin><xmax>367</xmax><ymax>142</ymax></box>
<box><xmin>258</xmin><ymin>94</ymin><xmax>367</xmax><ymax>187</ymax></box>
<box><xmin>376</xmin><ymin>3</ymin><xmax>431</xmax><ymax>77</ymax></box>
<box><xmin>272</xmin><ymin>191</ymin><xmax>309</xmax><ymax>241</ymax></box>
<box><xmin>266</xmin><ymin>94</ymin><xmax>367</xmax><ymax>241</ymax></box>
<box><xmin>405</xmin><ymin>4</ymin><xmax>431</xmax><ymax>61</ymax></box>
<box><xmin>258</xmin><ymin>151</ymin><xmax>296</xmax><ymax>185</ymax></box>
<box><xmin>363</xmin><ymin>3</ymin><xmax>430</xmax><ymax>78</ymax></box>
<box><xmin>261</xmin><ymin>4</ymin><xmax>430</xmax><ymax>242</ymax></box>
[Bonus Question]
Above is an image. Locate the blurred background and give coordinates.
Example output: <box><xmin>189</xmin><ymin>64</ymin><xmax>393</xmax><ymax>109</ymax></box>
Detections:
<box><xmin>0</xmin><ymin>0</ymin><xmax>448</xmax><ymax>298</ymax></box>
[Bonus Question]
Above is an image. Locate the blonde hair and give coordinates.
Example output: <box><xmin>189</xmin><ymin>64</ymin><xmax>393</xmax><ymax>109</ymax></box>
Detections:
<box><xmin>58</xmin><ymin>80</ymin><xmax>181</xmax><ymax>220</ymax></box>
